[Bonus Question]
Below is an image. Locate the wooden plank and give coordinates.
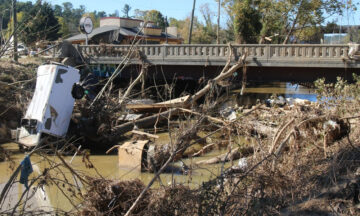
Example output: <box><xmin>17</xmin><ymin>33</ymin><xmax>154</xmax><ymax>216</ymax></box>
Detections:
<box><xmin>131</xmin><ymin>130</ymin><xmax>159</xmax><ymax>139</ymax></box>
<box><xmin>157</xmin><ymin>95</ymin><xmax>189</xmax><ymax>105</ymax></box>
<box><xmin>126</xmin><ymin>95</ymin><xmax>190</xmax><ymax>113</ymax></box>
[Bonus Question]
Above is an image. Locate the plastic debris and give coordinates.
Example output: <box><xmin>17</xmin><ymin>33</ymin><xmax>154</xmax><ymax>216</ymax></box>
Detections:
<box><xmin>20</xmin><ymin>155</ymin><xmax>33</xmax><ymax>189</ymax></box>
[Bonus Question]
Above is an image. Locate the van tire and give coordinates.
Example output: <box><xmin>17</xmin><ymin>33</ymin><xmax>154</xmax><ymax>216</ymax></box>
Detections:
<box><xmin>71</xmin><ymin>83</ymin><xmax>84</xmax><ymax>99</ymax></box>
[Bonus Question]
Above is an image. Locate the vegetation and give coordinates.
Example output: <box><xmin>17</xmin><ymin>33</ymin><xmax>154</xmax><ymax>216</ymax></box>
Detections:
<box><xmin>0</xmin><ymin>0</ymin><xmax>357</xmax><ymax>45</ymax></box>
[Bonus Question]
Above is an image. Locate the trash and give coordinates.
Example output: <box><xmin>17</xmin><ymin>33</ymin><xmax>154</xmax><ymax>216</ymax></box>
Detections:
<box><xmin>219</xmin><ymin>105</ymin><xmax>238</xmax><ymax>121</ymax></box>
<box><xmin>20</xmin><ymin>155</ymin><xmax>33</xmax><ymax>189</ymax></box>
<box><xmin>348</xmin><ymin>43</ymin><xmax>359</xmax><ymax>59</ymax></box>
<box><xmin>265</xmin><ymin>95</ymin><xmax>286</xmax><ymax>107</ymax></box>
<box><xmin>117</xmin><ymin>140</ymin><xmax>150</xmax><ymax>171</ymax></box>
<box><xmin>118</xmin><ymin>113</ymin><xmax>143</xmax><ymax>121</ymax></box>
<box><xmin>286</xmin><ymin>97</ymin><xmax>311</xmax><ymax>106</ymax></box>
<box><xmin>227</xmin><ymin>111</ymin><xmax>237</xmax><ymax>121</ymax></box>
<box><xmin>237</xmin><ymin>157</ymin><xmax>248</xmax><ymax>170</ymax></box>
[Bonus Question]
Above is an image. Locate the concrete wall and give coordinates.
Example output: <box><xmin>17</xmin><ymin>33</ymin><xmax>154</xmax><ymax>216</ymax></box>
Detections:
<box><xmin>120</xmin><ymin>18</ymin><xmax>142</xmax><ymax>28</ymax></box>
<box><xmin>142</xmin><ymin>27</ymin><xmax>162</xmax><ymax>36</ymax></box>
<box><xmin>100</xmin><ymin>18</ymin><xmax>120</xmax><ymax>27</ymax></box>
<box><xmin>100</xmin><ymin>17</ymin><xmax>143</xmax><ymax>28</ymax></box>
<box><xmin>167</xmin><ymin>27</ymin><xmax>178</xmax><ymax>38</ymax></box>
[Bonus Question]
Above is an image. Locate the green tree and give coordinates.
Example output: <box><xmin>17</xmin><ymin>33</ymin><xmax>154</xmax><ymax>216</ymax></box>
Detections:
<box><xmin>122</xmin><ymin>4</ymin><xmax>131</xmax><ymax>18</ymax></box>
<box><xmin>97</xmin><ymin>11</ymin><xmax>107</xmax><ymax>18</ymax></box>
<box><xmin>6</xmin><ymin>11</ymin><xmax>24</xmax><ymax>39</ymax></box>
<box><xmin>222</xmin><ymin>0</ymin><xmax>348</xmax><ymax>44</ymax></box>
<box><xmin>168</xmin><ymin>16</ymin><xmax>214</xmax><ymax>44</ymax></box>
<box><xmin>199</xmin><ymin>3</ymin><xmax>217</xmax><ymax>43</ymax></box>
<box><xmin>18</xmin><ymin>2</ymin><xmax>60</xmax><ymax>45</ymax></box>
<box><xmin>279</xmin><ymin>0</ymin><xmax>345</xmax><ymax>44</ymax></box>
<box><xmin>143</xmin><ymin>10</ymin><xmax>166</xmax><ymax>30</ymax></box>
<box><xmin>53</xmin><ymin>4</ymin><xmax>63</xmax><ymax>17</ymax></box>
<box><xmin>232</xmin><ymin>0</ymin><xmax>262</xmax><ymax>43</ymax></box>
<box><xmin>345</xmin><ymin>27</ymin><xmax>360</xmax><ymax>43</ymax></box>
<box><xmin>323</xmin><ymin>21</ymin><xmax>340</xmax><ymax>33</ymax></box>
<box><xmin>57</xmin><ymin>16</ymin><xmax>70</xmax><ymax>37</ymax></box>
<box><xmin>257</xmin><ymin>0</ymin><xmax>284</xmax><ymax>44</ymax></box>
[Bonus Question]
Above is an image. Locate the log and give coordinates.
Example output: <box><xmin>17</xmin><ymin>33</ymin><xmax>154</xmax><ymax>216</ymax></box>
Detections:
<box><xmin>131</xmin><ymin>130</ymin><xmax>159</xmax><ymax>139</ymax></box>
<box><xmin>196</xmin><ymin>146</ymin><xmax>254</xmax><ymax>165</ymax></box>
<box><xmin>185</xmin><ymin>54</ymin><xmax>247</xmax><ymax>105</ymax></box>
<box><xmin>192</xmin><ymin>143</ymin><xmax>216</xmax><ymax>157</ymax></box>
<box><xmin>110</xmin><ymin>108</ymin><xmax>180</xmax><ymax>136</ymax></box>
<box><xmin>179</xmin><ymin>108</ymin><xmax>226</xmax><ymax>124</ymax></box>
<box><xmin>196</xmin><ymin>147</ymin><xmax>240</xmax><ymax>165</ymax></box>
<box><xmin>126</xmin><ymin>96</ymin><xmax>190</xmax><ymax>113</ymax></box>
<box><xmin>119</xmin><ymin>64</ymin><xmax>147</xmax><ymax>106</ymax></box>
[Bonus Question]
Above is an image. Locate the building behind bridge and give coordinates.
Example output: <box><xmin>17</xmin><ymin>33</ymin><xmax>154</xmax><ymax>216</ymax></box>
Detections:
<box><xmin>66</xmin><ymin>17</ymin><xmax>183</xmax><ymax>45</ymax></box>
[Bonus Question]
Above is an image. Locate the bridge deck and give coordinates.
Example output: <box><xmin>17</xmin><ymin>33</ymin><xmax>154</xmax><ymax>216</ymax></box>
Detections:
<box><xmin>77</xmin><ymin>44</ymin><xmax>360</xmax><ymax>68</ymax></box>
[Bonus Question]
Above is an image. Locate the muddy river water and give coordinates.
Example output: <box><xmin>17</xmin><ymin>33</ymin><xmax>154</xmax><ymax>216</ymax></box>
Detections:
<box><xmin>0</xmin><ymin>82</ymin><xmax>316</xmax><ymax>212</ymax></box>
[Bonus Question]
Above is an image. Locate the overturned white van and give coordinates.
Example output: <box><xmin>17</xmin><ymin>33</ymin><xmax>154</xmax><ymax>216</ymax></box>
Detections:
<box><xmin>17</xmin><ymin>64</ymin><xmax>81</xmax><ymax>147</ymax></box>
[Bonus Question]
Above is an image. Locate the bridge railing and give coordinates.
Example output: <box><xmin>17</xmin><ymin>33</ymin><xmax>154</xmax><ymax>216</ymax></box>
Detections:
<box><xmin>78</xmin><ymin>44</ymin><xmax>350</xmax><ymax>61</ymax></box>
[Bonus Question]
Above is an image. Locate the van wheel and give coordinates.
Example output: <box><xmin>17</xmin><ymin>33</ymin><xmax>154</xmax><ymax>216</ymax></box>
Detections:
<box><xmin>71</xmin><ymin>84</ymin><xmax>84</xmax><ymax>99</ymax></box>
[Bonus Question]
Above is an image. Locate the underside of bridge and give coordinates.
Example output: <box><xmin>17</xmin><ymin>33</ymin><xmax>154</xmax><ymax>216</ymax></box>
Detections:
<box><xmin>117</xmin><ymin>65</ymin><xmax>359</xmax><ymax>83</ymax></box>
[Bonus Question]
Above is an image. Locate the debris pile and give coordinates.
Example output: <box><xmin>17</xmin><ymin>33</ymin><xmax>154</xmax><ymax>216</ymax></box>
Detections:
<box><xmin>81</xmin><ymin>177</ymin><xmax>198</xmax><ymax>216</ymax></box>
<box><xmin>75</xmin><ymin>74</ymin><xmax>360</xmax><ymax>215</ymax></box>
<box><xmin>81</xmin><ymin>178</ymin><xmax>150</xmax><ymax>215</ymax></box>
<box><xmin>0</xmin><ymin>59</ymin><xmax>39</xmax><ymax>142</ymax></box>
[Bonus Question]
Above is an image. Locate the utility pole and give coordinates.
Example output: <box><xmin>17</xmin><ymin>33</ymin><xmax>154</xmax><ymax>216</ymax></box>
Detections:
<box><xmin>188</xmin><ymin>0</ymin><xmax>196</xmax><ymax>44</ymax></box>
<box><xmin>165</xmin><ymin>16</ymin><xmax>168</xmax><ymax>44</ymax></box>
<box><xmin>12</xmin><ymin>0</ymin><xmax>18</xmax><ymax>62</ymax></box>
<box><xmin>217</xmin><ymin>0</ymin><xmax>220</xmax><ymax>44</ymax></box>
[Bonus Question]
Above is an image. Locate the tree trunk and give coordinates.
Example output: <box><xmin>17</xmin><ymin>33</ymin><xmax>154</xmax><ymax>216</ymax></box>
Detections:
<box><xmin>110</xmin><ymin>108</ymin><xmax>180</xmax><ymax>136</ymax></box>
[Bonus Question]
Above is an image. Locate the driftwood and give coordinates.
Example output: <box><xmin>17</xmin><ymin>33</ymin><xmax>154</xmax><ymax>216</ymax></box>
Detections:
<box><xmin>245</xmin><ymin>120</ymin><xmax>277</xmax><ymax>137</ymax></box>
<box><xmin>126</xmin><ymin>96</ymin><xmax>190</xmax><ymax>113</ymax></box>
<box><xmin>131</xmin><ymin>130</ymin><xmax>159</xmax><ymax>139</ymax></box>
<box><xmin>192</xmin><ymin>143</ymin><xmax>217</xmax><ymax>157</ymax></box>
<box><xmin>180</xmin><ymin>108</ymin><xmax>226</xmax><ymax>124</ymax></box>
<box><xmin>185</xmin><ymin>54</ymin><xmax>247</xmax><ymax>105</ymax></box>
<box><xmin>114</xmin><ymin>55</ymin><xmax>246</xmax><ymax>136</ymax></box>
<box><xmin>119</xmin><ymin>64</ymin><xmax>147</xmax><ymax>106</ymax></box>
<box><xmin>196</xmin><ymin>146</ymin><xmax>254</xmax><ymax>165</ymax></box>
<box><xmin>269</xmin><ymin>118</ymin><xmax>295</xmax><ymax>154</ymax></box>
<box><xmin>111</xmin><ymin>108</ymin><xmax>180</xmax><ymax>136</ymax></box>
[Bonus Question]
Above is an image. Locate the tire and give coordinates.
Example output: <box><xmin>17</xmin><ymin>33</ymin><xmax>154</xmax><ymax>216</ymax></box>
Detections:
<box><xmin>71</xmin><ymin>83</ymin><xmax>85</xmax><ymax>99</ymax></box>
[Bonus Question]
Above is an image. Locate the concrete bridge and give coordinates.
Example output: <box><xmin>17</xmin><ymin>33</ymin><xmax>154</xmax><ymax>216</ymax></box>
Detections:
<box><xmin>74</xmin><ymin>44</ymin><xmax>360</xmax><ymax>82</ymax></box>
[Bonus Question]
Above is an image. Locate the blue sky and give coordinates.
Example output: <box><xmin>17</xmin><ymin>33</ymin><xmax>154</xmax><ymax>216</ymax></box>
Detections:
<box><xmin>25</xmin><ymin>0</ymin><xmax>360</xmax><ymax>26</ymax></box>
<box><xmin>39</xmin><ymin>0</ymin><xmax>224</xmax><ymax>23</ymax></box>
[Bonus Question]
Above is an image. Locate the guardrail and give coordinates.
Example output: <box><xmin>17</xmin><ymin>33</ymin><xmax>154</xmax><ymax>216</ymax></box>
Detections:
<box><xmin>78</xmin><ymin>44</ymin><xmax>349</xmax><ymax>59</ymax></box>
<box><xmin>74</xmin><ymin>44</ymin><xmax>358</xmax><ymax>68</ymax></box>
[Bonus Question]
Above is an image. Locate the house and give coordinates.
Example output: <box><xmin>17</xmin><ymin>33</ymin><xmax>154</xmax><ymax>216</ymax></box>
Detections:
<box><xmin>66</xmin><ymin>17</ymin><xmax>182</xmax><ymax>45</ymax></box>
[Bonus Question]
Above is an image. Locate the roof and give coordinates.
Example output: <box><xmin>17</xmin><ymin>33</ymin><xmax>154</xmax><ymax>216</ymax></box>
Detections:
<box><xmin>66</xmin><ymin>25</ymin><xmax>180</xmax><ymax>42</ymax></box>
<box><xmin>66</xmin><ymin>26</ymin><xmax>120</xmax><ymax>41</ymax></box>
